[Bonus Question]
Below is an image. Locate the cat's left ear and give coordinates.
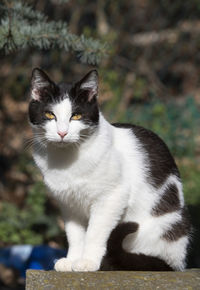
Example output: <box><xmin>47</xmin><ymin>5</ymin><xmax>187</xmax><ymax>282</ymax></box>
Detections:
<box><xmin>77</xmin><ymin>70</ymin><xmax>98</xmax><ymax>102</ymax></box>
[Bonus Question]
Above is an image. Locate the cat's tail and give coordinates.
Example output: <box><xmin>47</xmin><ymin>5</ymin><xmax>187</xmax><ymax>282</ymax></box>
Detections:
<box><xmin>107</xmin><ymin>222</ymin><xmax>139</xmax><ymax>255</ymax></box>
<box><xmin>100</xmin><ymin>222</ymin><xmax>139</xmax><ymax>270</ymax></box>
<box><xmin>101</xmin><ymin>222</ymin><xmax>173</xmax><ymax>271</ymax></box>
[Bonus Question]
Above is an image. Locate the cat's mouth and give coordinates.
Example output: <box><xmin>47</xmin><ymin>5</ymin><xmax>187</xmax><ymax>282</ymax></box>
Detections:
<box><xmin>48</xmin><ymin>138</ymin><xmax>79</xmax><ymax>148</ymax></box>
<box><xmin>49</xmin><ymin>140</ymin><xmax>69</xmax><ymax>146</ymax></box>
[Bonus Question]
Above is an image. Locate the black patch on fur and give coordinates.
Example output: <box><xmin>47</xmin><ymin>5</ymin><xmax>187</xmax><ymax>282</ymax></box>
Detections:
<box><xmin>69</xmin><ymin>85</ymin><xmax>99</xmax><ymax>126</ymax></box>
<box><xmin>101</xmin><ymin>222</ymin><xmax>173</xmax><ymax>271</ymax></box>
<box><xmin>29</xmin><ymin>81</ymin><xmax>72</xmax><ymax>126</ymax></box>
<box><xmin>112</xmin><ymin>123</ymin><xmax>180</xmax><ymax>188</ymax></box>
<box><xmin>29</xmin><ymin>69</ymin><xmax>99</xmax><ymax>127</ymax></box>
<box><xmin>152</xmin><ymin>184</ymin><xmax>180</xmax><ymax>216</ymax></box>
<box><xmin>29</xmin><ymin>100</ymin><xmax>53</xmax><ymax>126</ymax></box>
<box><xmin>162</xmin><ymin>208</ymin><xmax>191</xmax><ymax>242</ymax></box>
<box><xmin>31</xmin><ymin>68</ymin><xmax>60</xmax><ymax>103</ymax></box>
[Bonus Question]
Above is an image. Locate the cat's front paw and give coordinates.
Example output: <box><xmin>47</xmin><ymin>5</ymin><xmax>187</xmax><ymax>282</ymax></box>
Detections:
<box><xmin>54</xmin><ymin>258</ymin><xmax>72</xmax><ymax>272</ymax></box>
<box><xmin>72</xmin><ymin>259</ymin><xmax>99</xmax><ymax>272</ymax></box>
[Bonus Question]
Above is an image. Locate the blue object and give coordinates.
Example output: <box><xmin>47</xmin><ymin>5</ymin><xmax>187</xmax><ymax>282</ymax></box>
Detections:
<box><xmin>0</xmin><ymin>245</ymin><xmax>67</xmax><ymax>278</ymax></box>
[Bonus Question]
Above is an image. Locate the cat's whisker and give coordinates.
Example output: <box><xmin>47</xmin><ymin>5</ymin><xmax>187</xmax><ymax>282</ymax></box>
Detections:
<box><xmin>24</xmin><ymin>136</ymin><xmax>47</xmax><ymax>151</ymax></box>
<box><xmin>24</xmin><ymin>139</ymin><xmax>37</xmax><ymax>150</ymax></box>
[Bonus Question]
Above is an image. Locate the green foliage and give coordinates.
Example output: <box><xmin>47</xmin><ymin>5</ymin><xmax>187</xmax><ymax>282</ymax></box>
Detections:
<box><xmin>0</xmin><ymin>181</ymin><xmax>61</xmax><ymax>245</ymax></box>
<box><xmin>102</xmin><ymin>69</ymin><xmax>123</xmax><ymax>117</ymax></box>
<box><xmin>180</xmin><ymin>163</ymin><xmax>200</xmax><ymax>206</ymax></box>
<box><xmin>0</xmin><ymin>0</ymin><xmax>107</xmax><ymax>64</ymax></box>
<box><xmin>133</xmin><ymin>77</ymin><xmax>148</xmax><ymax>101</ymax></box>
<box><xmin>106</xmin><ymin>95</ymin><xmax>199</xmax><ymax>158</ymax></box>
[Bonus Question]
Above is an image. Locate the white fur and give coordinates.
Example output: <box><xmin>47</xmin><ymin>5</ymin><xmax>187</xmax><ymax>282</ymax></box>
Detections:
<box><xmin>32</xmin><ymin>98</ymin><xmax>189</xmax><ymax>272</ymax></box>
<box><xmin>80</xmin><ymin>81</ymin><xmax>96</xmax><ymax>89</ymax></box>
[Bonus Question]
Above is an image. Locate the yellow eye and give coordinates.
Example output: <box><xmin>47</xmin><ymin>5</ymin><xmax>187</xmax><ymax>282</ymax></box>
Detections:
<box><xmin>45</xmin><ymin>112</ymin><xmax>55</xmax><ymax>119</ymax></box>
<box><xmin>71</xmin><ymin>114</ymin><xmax>82</xmax><ymax>120</ymax></box>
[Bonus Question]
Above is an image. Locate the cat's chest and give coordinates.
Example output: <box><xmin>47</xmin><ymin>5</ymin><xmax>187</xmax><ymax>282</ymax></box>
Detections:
<box><xmin>44</xmin><ymin>166</ymin><xmax>88</xmax><ymax>193</ymax></box>
<box><xmin>33</xmin><ymin>149</ymin><xmax>103</xmax><ymax>198</ymax></box>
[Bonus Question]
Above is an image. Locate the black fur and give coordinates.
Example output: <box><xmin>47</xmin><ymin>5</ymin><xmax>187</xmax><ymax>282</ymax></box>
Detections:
<box><xmin>69</xmin><ymin>87</ymin><xmax>99</xmax><ymax>126</ymax></box>
<box><xmin>101</xmin><ymin>223</ymin><xmax>173</xmax><ymax>271</ymax></box>
<box><xmin>29</xmin><ymin>68</ymin><xmax>99</xmax><ymax>128</ymax></box>
<box><xmin>112</xmin><ymin>123</ymin><xmax>180</xmax><ymax>188</ymax></box>
<box><xmin>162</xmin><ymin>208</ymin><xmax>191</xmax><ymax>242</ymax></box>
<box><xmin>152</xmin><ymin>184</ymin><xmax>180</xmax><ymax>216</ymax></box>
<box><xmin>31</xmin><ymin>68</ymin><xmax>60</xmax><ymax>103</ymax></box>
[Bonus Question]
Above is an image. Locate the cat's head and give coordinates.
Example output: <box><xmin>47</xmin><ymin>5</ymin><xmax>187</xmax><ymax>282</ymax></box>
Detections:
<box><xmin>29</xmin><ymin>68</ymin><xmax>99</xmax><ymax>146</ymax></box>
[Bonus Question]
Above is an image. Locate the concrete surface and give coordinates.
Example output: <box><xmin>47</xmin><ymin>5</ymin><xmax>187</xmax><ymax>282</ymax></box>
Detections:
<box><xmin>26</xmin><ymin>269</ymin><xmax>200</xmax><ymax>290</ymax></box>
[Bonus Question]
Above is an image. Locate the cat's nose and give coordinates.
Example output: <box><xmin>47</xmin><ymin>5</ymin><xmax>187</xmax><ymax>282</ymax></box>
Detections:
<box><xmin>57</xmin><ymin>131</ymin><xmax>67</xmax><ymax>139</ymax></box>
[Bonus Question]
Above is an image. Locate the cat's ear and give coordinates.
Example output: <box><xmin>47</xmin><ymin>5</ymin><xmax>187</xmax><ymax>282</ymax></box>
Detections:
<box><xmin>77</xmin><ymin>70</ymin><xmax>98</xmax><ymax>102</ymax></box>
<box><xmin>30</xmin><ymin>68</ymin><xmax>57</xmax><ymax>101</ymax></box>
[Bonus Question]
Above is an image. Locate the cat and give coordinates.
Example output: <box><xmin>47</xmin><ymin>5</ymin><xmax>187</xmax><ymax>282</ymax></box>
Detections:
<box><xmin>29</xmin><ymin>68</ymin><xmax>191</xmax><ymax>272</ymax></box>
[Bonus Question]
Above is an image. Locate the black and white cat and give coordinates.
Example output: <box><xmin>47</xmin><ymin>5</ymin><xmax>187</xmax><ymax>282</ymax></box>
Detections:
<box><xmin>29</xmin><ymin>68</ymin><xmax>191</xmax><ymax>272</ymax></box>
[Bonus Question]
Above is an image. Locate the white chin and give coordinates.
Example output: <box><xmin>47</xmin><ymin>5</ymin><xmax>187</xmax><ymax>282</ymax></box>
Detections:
<box><xmin>49</xmin><ymin>139</ymin><xmax>78</xmax><ymax>147</ymax></box>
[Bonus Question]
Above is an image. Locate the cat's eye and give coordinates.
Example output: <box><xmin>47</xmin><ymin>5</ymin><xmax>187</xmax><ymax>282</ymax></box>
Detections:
<box><xmin>71</xmin><ymin>114</ymin><xmax>82</xmax><ymax>120</ymax></box>
<box><xmin>45</xmin><ymin>112</ymin><xmax>55</xmax><ymax>120</ymax></box>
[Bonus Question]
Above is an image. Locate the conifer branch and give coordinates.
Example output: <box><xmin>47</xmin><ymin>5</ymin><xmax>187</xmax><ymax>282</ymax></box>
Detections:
<box><xmin>0</xmin><ymin>0</ymin><xmax>108</xmax><ymax>64</ymax></box>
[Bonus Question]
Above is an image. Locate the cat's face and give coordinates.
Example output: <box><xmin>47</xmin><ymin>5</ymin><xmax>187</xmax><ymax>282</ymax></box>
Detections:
<box><xmin>29</xmin><ymin>68</ymin><xmax>99</xmax><ymax>146</ymax></box>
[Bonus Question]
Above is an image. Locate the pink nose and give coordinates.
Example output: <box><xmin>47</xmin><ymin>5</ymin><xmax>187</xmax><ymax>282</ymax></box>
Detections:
<box><xmin>57</xmin><ymin>131</ymin><xmax>67</xmax><ymax>138</ymax></box>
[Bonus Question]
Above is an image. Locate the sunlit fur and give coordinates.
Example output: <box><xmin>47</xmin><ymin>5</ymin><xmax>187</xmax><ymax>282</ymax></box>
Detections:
<box><xmin>30</xmin><ymin>69</ymin><xmax>190</xmax><ymax>272</ymax></box>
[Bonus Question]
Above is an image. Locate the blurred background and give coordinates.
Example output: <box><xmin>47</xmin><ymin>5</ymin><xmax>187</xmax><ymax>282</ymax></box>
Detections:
<box><xmin>0</xmin><ymin>0</ymin><xmax>200</xmax><ymax>288</ymax></box>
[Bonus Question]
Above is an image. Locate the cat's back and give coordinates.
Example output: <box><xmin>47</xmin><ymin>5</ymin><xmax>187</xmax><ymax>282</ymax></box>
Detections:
<box><xmin>112</xmin><ymin>123</ymin><xmax>180</xmax><ymax>188</ymax></box>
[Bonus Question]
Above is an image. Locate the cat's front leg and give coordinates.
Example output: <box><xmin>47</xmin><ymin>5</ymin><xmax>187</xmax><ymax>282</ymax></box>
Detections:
<box><xmin>72</xmin><ymin>188</ymin><xmax>128</xmax><ymax>272</ymax></box>
<box><xmin>55</xmin><ymin>210</ymin><xmax>86</xmax><ymax>272</ymax></box>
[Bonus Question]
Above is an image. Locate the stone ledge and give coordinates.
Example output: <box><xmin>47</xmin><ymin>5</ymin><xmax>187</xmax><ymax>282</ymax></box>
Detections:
<box><xmin>26</xmin><ymin>269</ymin><xmax>200</xmax><ymax>290</ymax></box>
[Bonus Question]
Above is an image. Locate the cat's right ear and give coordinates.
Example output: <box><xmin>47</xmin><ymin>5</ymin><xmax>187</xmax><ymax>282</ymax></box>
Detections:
<box><xmin>30</xmin><ymin>68</ymin><xmax>57</xmax><ymax>101</ymax></box>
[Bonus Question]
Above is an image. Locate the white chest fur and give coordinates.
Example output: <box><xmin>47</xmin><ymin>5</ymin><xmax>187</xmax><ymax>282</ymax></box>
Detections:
<box><xmin>33</xmin><ymin>117</ymin><xmax>124</xmax><ymax>216</ymax></box>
